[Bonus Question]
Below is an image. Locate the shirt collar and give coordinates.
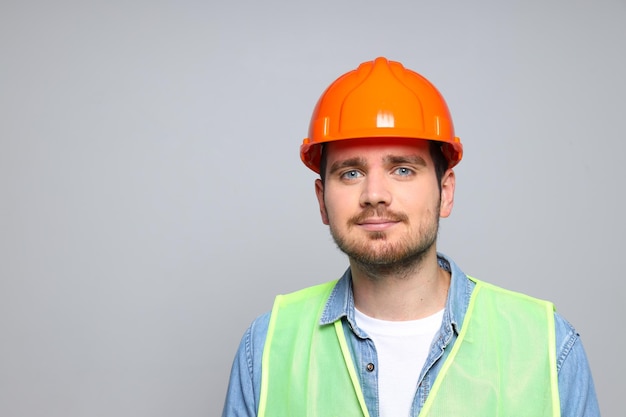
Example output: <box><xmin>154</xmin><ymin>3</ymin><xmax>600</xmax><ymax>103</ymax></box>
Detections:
<box><xmin>318</xmin><ymin>253</ymin><xmax>474</xmax><ymax>340</ymax></box>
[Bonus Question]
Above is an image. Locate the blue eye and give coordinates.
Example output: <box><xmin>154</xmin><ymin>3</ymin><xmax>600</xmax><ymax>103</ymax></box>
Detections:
<box><xmin>341</xmin><ymin>170</ymin><xmax>363</xmax><ymax>180</ymax></box>
<box><xmin>394</xmin><ymin>167</ymin><xmax>413</xmax><ymax>176</ymax></box>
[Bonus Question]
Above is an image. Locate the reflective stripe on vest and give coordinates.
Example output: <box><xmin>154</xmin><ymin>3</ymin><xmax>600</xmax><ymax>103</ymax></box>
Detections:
<box><xmin>258</xmin><ymin>278</ymin><xmax>560</xmax><ymax>417</ymax></box>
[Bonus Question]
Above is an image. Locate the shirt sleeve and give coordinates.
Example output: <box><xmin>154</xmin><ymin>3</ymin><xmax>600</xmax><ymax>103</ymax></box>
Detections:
<box><xmin>221</xmin><ymin>313</ymin><xmax>270</xmax><ymax>417</ymax></box>
<box><xmin>554</xmin><ymin>313</ymin><xmax>601</xmax><ymax>417</ymax></box>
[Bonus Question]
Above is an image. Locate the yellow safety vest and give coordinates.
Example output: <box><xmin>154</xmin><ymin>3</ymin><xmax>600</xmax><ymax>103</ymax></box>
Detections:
<box><xmin>258</xmin><ymin>278</ymin><xmax>560</xmax><ymax>417</ymax></box>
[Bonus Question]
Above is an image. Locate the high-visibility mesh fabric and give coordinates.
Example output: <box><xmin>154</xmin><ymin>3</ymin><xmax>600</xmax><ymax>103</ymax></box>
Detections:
<box><xmin>259</xmin><ymin>278</ymin><xmax>559</xmax><ymax>417</ymax></box>
<box><xmin>421</xmin><ymin>279</ymin><xmax>559</xmax><ymax>417</ymax></box>
<box><xmin>259</xmin><ymin>281</ymin><xmax>368</xmax><ymax>417</ymax></box>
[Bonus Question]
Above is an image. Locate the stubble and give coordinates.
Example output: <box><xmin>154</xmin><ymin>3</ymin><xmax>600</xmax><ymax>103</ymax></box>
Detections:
<box><xmin>328</xmin><ymin>203</ymin><xmax>441</xmax><ymax>278</ymax></box>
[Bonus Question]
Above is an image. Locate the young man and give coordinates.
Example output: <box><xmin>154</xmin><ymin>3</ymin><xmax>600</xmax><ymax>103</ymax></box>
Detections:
<box><xmin>222</xmin><ymin>57</ymin><xmax>600</xmax><ymax>416</ymax></box>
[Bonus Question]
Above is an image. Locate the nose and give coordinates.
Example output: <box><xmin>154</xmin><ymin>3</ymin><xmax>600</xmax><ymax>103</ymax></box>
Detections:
<box><xmin>359</xmin><ymin>171</ymin><xmax>392</xmax><ymax>207</ymax></box>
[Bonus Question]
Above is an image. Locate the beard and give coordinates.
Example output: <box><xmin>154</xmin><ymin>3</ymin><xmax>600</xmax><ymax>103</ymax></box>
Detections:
<box><xmin>328</xmin><ymin>204</ymin><xmax>440</xmax><ymax>274</ymax></box>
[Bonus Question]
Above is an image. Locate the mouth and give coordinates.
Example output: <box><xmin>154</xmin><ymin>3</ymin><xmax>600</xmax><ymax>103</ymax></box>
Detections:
<box><xmin>356</xmin><ymin>218</ymin><xmax>401</xmax><ymax>232</ymax></box>
<box><xmin>349</xmin><ymin>208</ymin><xmax>408</xmax><ymax>232</ymax></box>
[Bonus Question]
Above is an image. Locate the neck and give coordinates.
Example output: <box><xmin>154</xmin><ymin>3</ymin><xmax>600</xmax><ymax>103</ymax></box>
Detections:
<box><xmin>349</xmin><ymin>249</ymin><xmax>450</xmax><ymax>321</ymax></box>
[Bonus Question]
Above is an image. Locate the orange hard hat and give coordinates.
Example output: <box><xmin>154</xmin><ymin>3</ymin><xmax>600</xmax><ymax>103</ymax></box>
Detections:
<box><xmin>300</xmin><ymin>57</ymin><xmax>463</xmax><ymax>174</ymax></box>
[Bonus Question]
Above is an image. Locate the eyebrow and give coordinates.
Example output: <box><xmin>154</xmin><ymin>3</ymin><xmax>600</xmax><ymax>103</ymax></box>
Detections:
<box><xmin>328</xmin><ymin>154</ymin><xmax>428</xmax><ymax>175</ymax></box>
<box><xmin>383</xmin><ymin>154</ymin><xmax>428</xmax><ymax>167</ymax></box>
<box><xmin>328</xmin><ymin>157</ymin><xmax>367</xmax><ymax>175</ymax></box>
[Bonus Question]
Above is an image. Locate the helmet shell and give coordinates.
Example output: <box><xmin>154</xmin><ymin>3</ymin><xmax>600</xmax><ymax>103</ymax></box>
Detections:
<box><xmin>300</xmin><ymin>57</ymin><xmax>463</xmax><ymax>173</ymax></box>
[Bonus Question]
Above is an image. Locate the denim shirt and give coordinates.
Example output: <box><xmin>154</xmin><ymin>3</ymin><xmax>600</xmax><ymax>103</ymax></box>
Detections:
<box><xmin>222</xmin><ymin>253</ymin><xmax>600</xmax><ymax>417</ymax></box>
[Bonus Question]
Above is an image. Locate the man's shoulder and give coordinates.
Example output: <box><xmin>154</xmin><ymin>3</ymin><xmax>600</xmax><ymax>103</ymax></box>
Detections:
<box><xmin>245</xmin><ymin>280</ymin><xmax>340</xmax><ymax>340</ymax></box>
<box><xmin>277</xmin><ymin>280</ymin><xmax>338</xmax><ymax>303</ymax></box>
<box><xmin>471</xmin><ymin>277</ymin><xmax>555</xmax><ymax>307</ymax></box>
<box><xmin>466</xmin><ymin>278</ymin><xmax>578</xmax><ymax>351</ymax></box>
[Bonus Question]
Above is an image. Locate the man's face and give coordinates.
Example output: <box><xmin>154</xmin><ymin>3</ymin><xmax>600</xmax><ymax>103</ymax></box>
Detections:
<box><xmin>315</xmin><ymin>138</ymin><xmax>455</xmax><ymax>268</ymax></box>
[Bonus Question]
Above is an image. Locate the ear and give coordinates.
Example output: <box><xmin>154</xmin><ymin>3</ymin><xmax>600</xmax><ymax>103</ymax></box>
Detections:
<box><xmin>315</xmin><ymin>179</ymin><xmax>330</xmax><ymax>225</ymax></box>
<box><xmin>439</xmin><ymin>168</ymin><xmax>456</xmax><ymax>218</ymax></box>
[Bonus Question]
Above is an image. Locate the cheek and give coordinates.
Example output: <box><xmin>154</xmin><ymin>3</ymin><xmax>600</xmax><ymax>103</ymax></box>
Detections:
<box><xmin>322</xmin><ymin>191</ymin><xmax>353</xmax><ymax>222</ymax></box>
<box><xmin>401</xmin><ymin>190</ymin><xmax>440</xmax><ymax>216</ymax></box>
<box><xmin>322</xmin><ymin>199</ymin><xmax>341</xmax><ymax>221</ymax></box>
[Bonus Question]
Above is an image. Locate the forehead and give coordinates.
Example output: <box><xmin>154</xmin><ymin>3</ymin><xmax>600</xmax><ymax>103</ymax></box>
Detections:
<box><xmin>324</xmin><ymin>138</ymin><xmax>431</xmax><ymax>163</ymax></box>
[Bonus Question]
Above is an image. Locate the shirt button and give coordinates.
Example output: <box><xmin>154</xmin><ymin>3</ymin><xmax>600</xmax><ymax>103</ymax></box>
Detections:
<box><xmin>366</xmin><ymin>363</ymin><xmax>375</xmax><ymax>372</ymax></box>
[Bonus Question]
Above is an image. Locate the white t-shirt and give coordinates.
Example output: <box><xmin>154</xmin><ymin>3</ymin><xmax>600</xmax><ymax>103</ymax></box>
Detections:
<box><xmin>354</xmin><ymin>308</ymin><xmax>444</xmax><ymax>417</ymax></box>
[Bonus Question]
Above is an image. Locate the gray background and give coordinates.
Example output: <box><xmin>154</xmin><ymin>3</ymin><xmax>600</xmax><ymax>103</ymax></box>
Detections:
<box><xmin>1</xmin><ymin>0</ymin><xmax>624</xmax><ymax>416</ymax></box>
